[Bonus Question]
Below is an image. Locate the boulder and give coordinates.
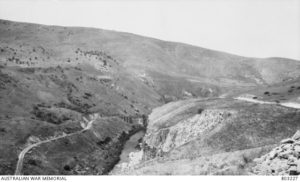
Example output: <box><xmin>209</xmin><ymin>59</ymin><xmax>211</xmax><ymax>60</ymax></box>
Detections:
<box><xmin>294</xmin><ymin>141</ymin><xmax>300</xmax><ymax>146</ymax></box>
<box><xmin>282</xmin><ymin>143</ymin><xmax>293</xmax><ymax>150</ymax></box>
<box><xmin>292</xmin><ymin>130</ymin><xmax>300</xmax><ymax>140</ymax></box>
<box><xmin>279</xmin><ymin>150</ymin><xmax>293</xmax><ymax>159</ymax></box>
<box><xmin>292</xmin><ymin>151</ymin><xmax>300</xmax><ymax>158</ymax></box>
<box><xmin>290</xmin><ymin>165</ymin><xmax>298</xmax><ymax>175</ymax></box>
<box><xmin>269</xmin><ymin>150</ymin><xmax>278</xmax><ymax>160</ymax></box>
<box><xmin>288</xmin><ymin>156</ymin><xmax>297</xmax><ymax>164</ymax></box>
<box><xmin>294</xmin><ymin>145</ymin><xmax>300</xmax><ymax>153</ymax></box>
<box><xmin>281</xmin><ymin>138</ymin><xmax>295</xmax><ymax>144</ymax></box>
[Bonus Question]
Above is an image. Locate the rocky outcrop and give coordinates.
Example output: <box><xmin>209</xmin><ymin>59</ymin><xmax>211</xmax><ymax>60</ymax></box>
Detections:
<box><xmin>143</xmin><ymin>109</ymin><xmax>235</xmax><ymax>157</ymax></box>
<box><xmin>251</xmin><ymin>130</ymin><xmax>300</xmax><ymax>175</ymax></box>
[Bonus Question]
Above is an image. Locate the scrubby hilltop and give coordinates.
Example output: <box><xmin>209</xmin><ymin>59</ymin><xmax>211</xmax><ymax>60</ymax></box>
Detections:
<box><xmin>1</xmin><ymin>19</ymin><xmax>300</xmax><ymax>99</ymax></box>
<box><xmin>0</xmin><ymin>19</ymin><xmax>300</xmax><ymax>175</ymax></box>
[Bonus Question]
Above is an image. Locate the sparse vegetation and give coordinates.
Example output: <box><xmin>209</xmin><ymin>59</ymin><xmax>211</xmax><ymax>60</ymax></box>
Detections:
<box><xmin>0</xmin><ymin>19</ymin><xmax>300</xmax><ymax>176</ymax></box>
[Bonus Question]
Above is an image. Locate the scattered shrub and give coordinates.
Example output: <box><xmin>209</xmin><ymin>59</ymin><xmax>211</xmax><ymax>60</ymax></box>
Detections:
<box><xmin>28</xmin><ymin>159</ymin><xmax>37</xmax><ymax>166</ymax></box>
<box><xmin>63</xmin><ymin>165</ymin><xmax>71</xmax><ymax>171</ymax></box>
<box><xmin>97</xmin><ymin>137</ymin><xmax>111</xmax><ymax>146</ymax></box>
<box><xmin>197</xmin><ymin>108</ymin><xmax>204</xmax><ymax>114</ymax></box>
<box><xmin>85</xmin><ymin>93</ymin><xmax>92</xmax><ymax>97</ymax></box>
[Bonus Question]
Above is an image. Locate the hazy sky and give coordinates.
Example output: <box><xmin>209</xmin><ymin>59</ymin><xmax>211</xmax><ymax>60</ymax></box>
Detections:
<box><xmin>0</xmin><ymin>0</ymin><xmax>299</xmax><ymax>60</ymax></box>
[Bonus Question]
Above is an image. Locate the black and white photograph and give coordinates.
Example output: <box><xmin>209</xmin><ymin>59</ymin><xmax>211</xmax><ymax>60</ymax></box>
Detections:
<box><xmin>0</xmin><ymin>0</ymin><xmax>300</xmax><ymax>180</ymax></box>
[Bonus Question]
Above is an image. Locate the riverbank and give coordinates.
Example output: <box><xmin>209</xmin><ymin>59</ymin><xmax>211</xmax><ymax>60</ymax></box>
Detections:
<box><xmin>109</xmin><ymin>130</ymin><xmax>145</xmax><ymax>174</ymax></box>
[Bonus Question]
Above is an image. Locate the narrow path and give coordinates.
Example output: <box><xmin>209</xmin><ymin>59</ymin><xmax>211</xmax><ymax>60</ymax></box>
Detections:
<box><xmin>14</xmin><ymin>115</ymin><xmax>98</xmax><ymax>175</ymax></box>
<box><xmin>280</xmin><ymin>102</ymin><xmax>300</xmax><ymax>109</ymax></box>
<box><xmin>235</xmin><ymin>96</ymin><xmax>275</xmax><ymax>105</ymax></box>
<box><xmin>235</xmin><ymin>96</ymin><xmax>300</xmax><ymax>109</ymax></box>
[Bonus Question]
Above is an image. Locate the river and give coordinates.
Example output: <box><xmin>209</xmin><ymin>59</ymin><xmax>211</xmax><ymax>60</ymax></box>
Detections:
<box><xmin>120</xmin><ymin>130</ymin><xmax>145</xmax><ymax>163</ymax></box>
<box><xmin>110</xmin><ymin>130</ymin><xmax>145</xmax><ymax>174</ymax></box>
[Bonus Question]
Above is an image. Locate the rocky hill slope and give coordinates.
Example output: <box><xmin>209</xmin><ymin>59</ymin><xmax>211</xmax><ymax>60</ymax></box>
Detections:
<box><xmin>112</xmin><ymin>98</ymin><xmax>300</xmax><ymax>175</ymax></box>
<box><xmin>0</xmin><ymin>19</ymin><xmax>300</xmax><ymax>175</ymax></box>
<box><xmin>251</xmin><ymin>131</ymin><xmax>300</xmax><ymax>175</ymax></box>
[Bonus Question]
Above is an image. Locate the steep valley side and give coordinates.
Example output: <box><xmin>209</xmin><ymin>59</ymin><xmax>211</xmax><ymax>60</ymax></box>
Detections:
<box><xmin>114</xmin><ymin>98</ymin><xmax>300</xmax><ymax>175</ymax></box>
<box><xmin>1</xmin><ymin>19</ymin><xmax>300</xmax><ymax>175</ymax></box>
<box><xmin>20</xmin><ymin>115</ymin><xmax>147</xmax><ymax>175</ymax></box>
